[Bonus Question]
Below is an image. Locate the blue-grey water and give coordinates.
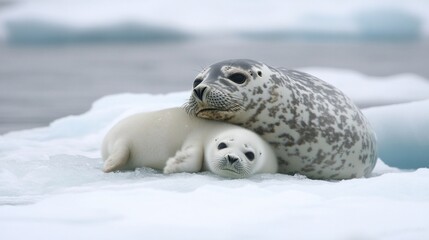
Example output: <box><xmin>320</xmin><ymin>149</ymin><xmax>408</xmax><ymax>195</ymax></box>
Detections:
<box><xmin>1</xmin><ymin>40</ymin><xmax>429</xmax><ymax>134</ymax></box>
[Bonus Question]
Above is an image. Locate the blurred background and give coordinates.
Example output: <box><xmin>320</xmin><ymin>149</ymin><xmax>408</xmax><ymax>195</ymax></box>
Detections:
<box><xmin>0</xmin><ymin>0</ymin><xmax>428</xmax><ymax>134</ymax></box>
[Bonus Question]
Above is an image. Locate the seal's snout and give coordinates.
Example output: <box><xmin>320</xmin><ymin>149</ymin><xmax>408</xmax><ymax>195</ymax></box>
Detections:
<box><xmin>227</xmin><ymin>154</ymin><xmax>239</xmax><ymax>164</ymax></box>
<box><xmin>193</xmin><ymin>86</ymin><xmax>207</xmax><ymax>101</ymax></box>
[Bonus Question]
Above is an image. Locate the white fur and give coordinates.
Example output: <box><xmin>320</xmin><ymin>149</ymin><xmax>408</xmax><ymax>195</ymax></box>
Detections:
<box><xmin>101</xmin><ymin>108</ymin><xmax>277</xmax><ymax>178</ymax></box>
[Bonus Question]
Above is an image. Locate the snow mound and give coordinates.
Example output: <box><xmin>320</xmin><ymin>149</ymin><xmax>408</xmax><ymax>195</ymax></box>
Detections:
<box><xmin>364</xmin><ymin>100</ymin><xmax>429</xmax><ymax>169</ymax></box>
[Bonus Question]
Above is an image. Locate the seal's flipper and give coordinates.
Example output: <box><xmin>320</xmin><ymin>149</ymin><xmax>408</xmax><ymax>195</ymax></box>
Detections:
<box><xmin>163</xmin><ymin>143</ymin><xmax>203</xmax><ymax>174</ymax></box>
<box><xmin>103</xmin><ymin>142</ymin><xmax>130</xmax><ymax>173</ymax></box>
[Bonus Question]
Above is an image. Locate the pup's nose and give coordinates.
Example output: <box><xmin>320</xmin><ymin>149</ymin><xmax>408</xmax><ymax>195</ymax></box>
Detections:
<box><xmin>227</xmin><ymin>155</ymin><xmax>239</xmax><ymax>164</ymax></box>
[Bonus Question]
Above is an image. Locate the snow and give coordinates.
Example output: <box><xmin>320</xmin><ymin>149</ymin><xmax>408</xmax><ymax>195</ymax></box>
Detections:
<box><xmin>1</xmin><ymin>0</ymin><xmax>428</xmax><ymax>43</ymax></box>
<box><xmin>1</xmin><ymin>69</ymin><xmax>429</xmax><ymax>239</ymax></box>
<box><xmin>1</xmin><ymin>166</ymin><xmax>429</xmax><ymax>239</ymax></box>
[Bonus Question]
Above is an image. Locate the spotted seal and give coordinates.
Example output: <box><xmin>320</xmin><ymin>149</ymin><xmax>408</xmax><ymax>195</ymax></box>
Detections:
<box><xmin>101</xmin><ymin>107</ymin><xmax>277</xmax><ymax>178</ymax></box>
<box><xmin>185</xmin><ymin>59</ymin><xmax>377</xmax><ymax>179</ymax></box>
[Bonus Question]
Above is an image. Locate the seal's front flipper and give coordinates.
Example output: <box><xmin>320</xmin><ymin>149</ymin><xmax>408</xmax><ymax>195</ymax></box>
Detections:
<box><xmin>103</xmin><ymin>142</ymin><xmax>130</xmax><ymax>173</ymax></box>
<box><xmin>163</xmin><ymin>143</ymin><xmax>203</xmax><ymax>174</ymax></box>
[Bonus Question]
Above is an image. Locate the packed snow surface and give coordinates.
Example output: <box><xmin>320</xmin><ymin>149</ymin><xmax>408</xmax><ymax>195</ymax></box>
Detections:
<box><xmin>1</xmin><ymin>69</ymin><xmax>429</xmax><ymax>239</ymax></box>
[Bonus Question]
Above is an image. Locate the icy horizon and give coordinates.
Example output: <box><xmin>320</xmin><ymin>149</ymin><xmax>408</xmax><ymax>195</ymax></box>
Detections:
<box><xmin>1</xmin><ymin>0</ymin><xmax>428</xmax><ymax>44</ymax></box>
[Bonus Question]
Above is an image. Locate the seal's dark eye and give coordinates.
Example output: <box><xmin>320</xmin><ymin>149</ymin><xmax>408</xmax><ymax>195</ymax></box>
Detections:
<box><xmin>245</xmin><ymin>151</ymin><xmax>255</xmax><ymax>161</ymax></box>
<box><xmin>228</xmin><ymin>73</ymin><xmax>247</xmax><ymax>84</ymax></box>
<box><xmin>217</xmin><ymin>142</ymin><xmax>227</xmax><ymax>150</ymax></box>
<box><xmin>193</xmin><ymin>79</ymin><xmax>203</xmax><ymax>88</ymax></box>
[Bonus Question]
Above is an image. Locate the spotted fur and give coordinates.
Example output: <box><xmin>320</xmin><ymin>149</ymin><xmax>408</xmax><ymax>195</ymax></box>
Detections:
<box><xmin>185</xmin><ymin>59</ymin><xmax>377</xmax><ymax>179</ymax></box>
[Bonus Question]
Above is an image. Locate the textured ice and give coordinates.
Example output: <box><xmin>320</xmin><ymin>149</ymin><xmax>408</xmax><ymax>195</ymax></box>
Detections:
<box><xmin>1</xmin><ymin>0</ymin><xmax>428</xmax><ymax>43</ymax></box>
<box><xmin>1</xmin><ymin>70</ymin><xmax>429</xmax><ymax>239</ymax></box>
<box><xmin>364</xmin><ymin>100</ymin><xmax>429</xmax><ymax>169</ymax></box>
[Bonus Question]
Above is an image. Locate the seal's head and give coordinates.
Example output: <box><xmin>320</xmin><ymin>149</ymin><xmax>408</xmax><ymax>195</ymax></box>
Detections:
<box><xmin>205</xmin><ymin>129</ymin><xmax>277</xmax><ymax>178</ymax></box>
<box><xmin>184</xmin><ymin>59</ymin><xmax>286</xmax><ymax>124</ymax></box>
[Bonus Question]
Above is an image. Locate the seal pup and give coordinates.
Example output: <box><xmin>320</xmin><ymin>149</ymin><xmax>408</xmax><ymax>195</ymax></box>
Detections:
<box><xmin>185</xmin><ymin>59</ymin><xmax>377</xmax><ymax>179</ymax></box>
<box><xmin>101</xmin><ymin>107</ymin><xmax>277</xmax><ymax>178</ymax></box>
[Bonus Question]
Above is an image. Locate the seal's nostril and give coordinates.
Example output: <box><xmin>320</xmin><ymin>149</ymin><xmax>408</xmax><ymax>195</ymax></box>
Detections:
<box><xmin>227</xmin><ymin>155</ymin><xmax>238</xmax><ymax>164</ymax></box>
<box><xmin>193</xmin><ymin>86</ymin><xmax>207</xmax><ymax>101</ymax></box>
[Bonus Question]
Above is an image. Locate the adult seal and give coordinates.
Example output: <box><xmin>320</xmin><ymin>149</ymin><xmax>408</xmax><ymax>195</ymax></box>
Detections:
<box><xmin>185</xmin><ymin>59</ymin><xmax>377</xmax><ymax>179</ymax></box>
<box><xmin>102</xmin><ymin>107</ymin><xmax>277</xmax><ymax>178</ymax></box>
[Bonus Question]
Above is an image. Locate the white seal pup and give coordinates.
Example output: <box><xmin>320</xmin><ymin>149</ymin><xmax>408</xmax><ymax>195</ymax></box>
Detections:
<box><xmin>185</xmin><ymin>59</ymin><xmax>377</xmax><ymax>179</ymax></box>
<box><xmin>101</xmin><ymin>107</ymin><xmax>277</xmax><ymax>178</ymax></box>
